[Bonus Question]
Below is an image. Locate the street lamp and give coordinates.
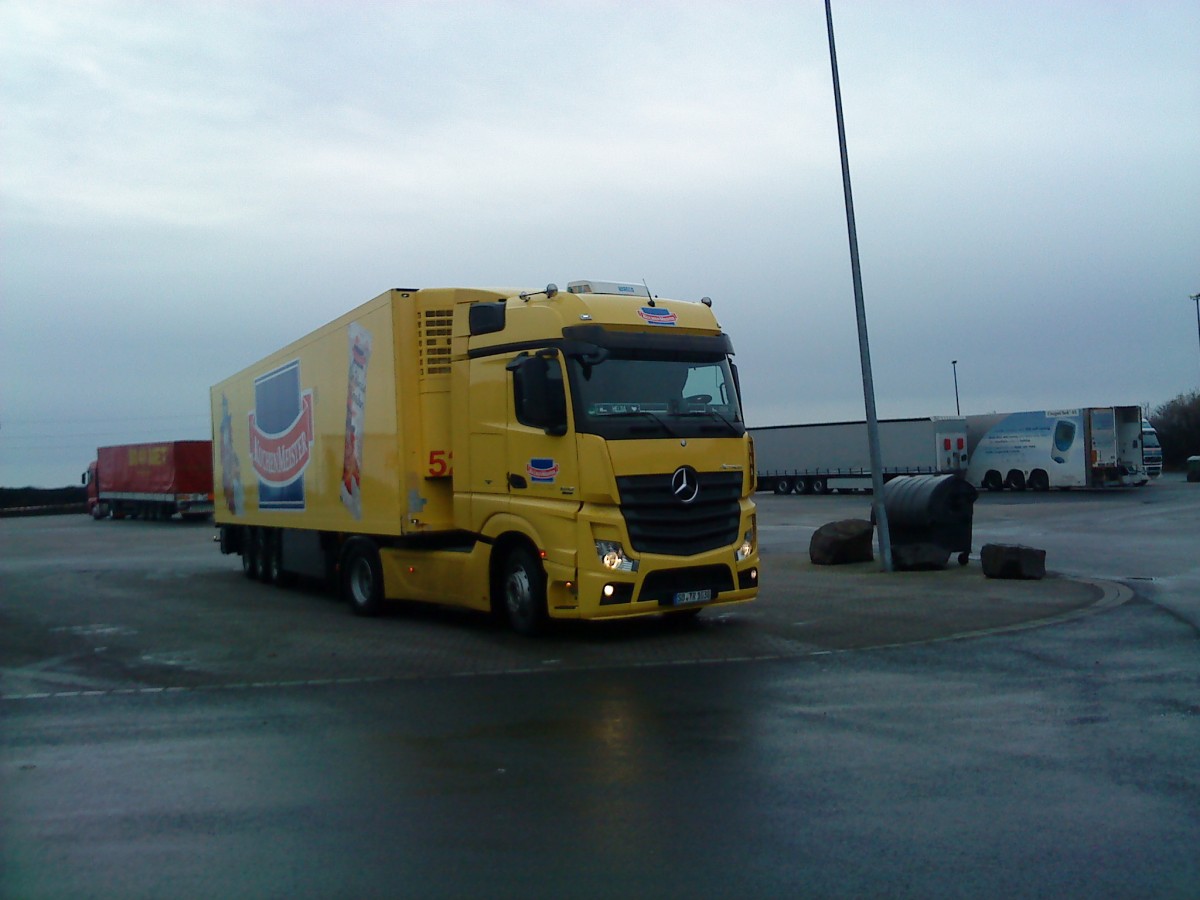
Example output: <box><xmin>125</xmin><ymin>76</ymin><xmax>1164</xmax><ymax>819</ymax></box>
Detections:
<box><xmin>1191</xmin><ymin>293</ymin><xmax>1200</xmax><ymax>385</ymax></box>
<box><xmin>952</xmin><ymin>360</ymin><xmax>960</xmax><ymax>416</ymax></box>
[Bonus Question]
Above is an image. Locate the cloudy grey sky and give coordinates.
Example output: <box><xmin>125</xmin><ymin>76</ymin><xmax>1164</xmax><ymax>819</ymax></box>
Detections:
<box><xmin>2</xmin><ymin>0</ymin><xmax>1197</xmax><ymax>487</ymax></box>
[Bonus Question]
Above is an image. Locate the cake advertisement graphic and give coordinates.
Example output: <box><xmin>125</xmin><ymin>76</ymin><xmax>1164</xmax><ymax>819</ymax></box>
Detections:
<box><xmin>340</xmin><ymin>322</ymin><xmax>373</xmax><ymax>519</ymax></box>
<box><xmin>219</xmin><ymin>393</ymin><xmax>244</xmax><ymax>515</ymax></box>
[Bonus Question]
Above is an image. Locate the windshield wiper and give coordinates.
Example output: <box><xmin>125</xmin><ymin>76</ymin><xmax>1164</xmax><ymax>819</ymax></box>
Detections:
<box><xmin>676</xmin><ymin>406</ymin><xmax>742</xmax><ymax>434</ymax></box>
<box><xmin>611</xmin><ymin>409</ymin><xmax>681</xmax><ymax>437</ymax></box>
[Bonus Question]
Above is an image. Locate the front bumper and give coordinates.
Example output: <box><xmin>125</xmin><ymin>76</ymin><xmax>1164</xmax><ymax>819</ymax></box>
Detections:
<box><xmin>546</xmin><ymin>500</ymin><xmax>759</xmax><ymax>620</ymax></box>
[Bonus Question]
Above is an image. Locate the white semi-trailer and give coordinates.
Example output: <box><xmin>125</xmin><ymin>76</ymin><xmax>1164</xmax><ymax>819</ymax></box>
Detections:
<box><xmin>750</xmin><ymin>417</ymin><xmax>968</xmax><ymax>494</ymax></box>
<box><xmin>965</xmin><ymin>406</ymin><xmax>1148</xmax><ymax>491</ymax></box>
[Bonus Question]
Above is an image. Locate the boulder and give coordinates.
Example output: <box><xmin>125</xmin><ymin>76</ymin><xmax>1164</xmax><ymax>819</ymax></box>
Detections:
<box><xmin>981</xmin><ymin>543</ymin><xmax>1046</xmax><ymax>580</ymax></box>
<box><xmin>810</xmin><ymin>519</ymin><xmax>874</xmax><ymax>565</ymax></box>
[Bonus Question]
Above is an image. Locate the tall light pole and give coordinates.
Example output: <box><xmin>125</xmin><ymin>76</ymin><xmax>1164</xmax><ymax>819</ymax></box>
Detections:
<box><xmin>952</xmin><ymin>360</ymin><xmax>960</xmax><ymax>416</ymax></box>
<box><xmin>825</xmin><ymin>0</ymin><xmax>892</xmax><ymax>572</ymax></box>
<box><xmin>1191</xmin><ymin>293</ymin><xmax>1200</xmax><ymax>385</ymax></box>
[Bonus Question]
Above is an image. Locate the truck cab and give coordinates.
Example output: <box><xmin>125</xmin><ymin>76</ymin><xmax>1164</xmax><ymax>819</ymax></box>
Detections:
<box><xmin>1141</xmin><ymin>419</ymin><xmax>1163</xmax><ymax>478</ymax></box>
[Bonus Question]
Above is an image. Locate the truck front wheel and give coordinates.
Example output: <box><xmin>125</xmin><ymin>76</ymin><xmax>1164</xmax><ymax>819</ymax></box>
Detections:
<box><xmin>503</xmin><ymin>547</ymin><xmax>547</xmax><ymax>636</ymax></box>
<box><xmin>341</xmin><ymin>539</ymin><xmax>384</xmax><ymax>617</ymax></box>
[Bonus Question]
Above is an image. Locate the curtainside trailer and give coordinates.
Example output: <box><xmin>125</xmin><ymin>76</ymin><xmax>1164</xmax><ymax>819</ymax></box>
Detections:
<box><xmin>83</xmin><ymin>441</ymin><xmax>214</xmax><ymax>520</ymax></box>
<box><xmin>750</xmin><ymin>417</ymin><xmax>968</xmax><ymax>494</ymax></box>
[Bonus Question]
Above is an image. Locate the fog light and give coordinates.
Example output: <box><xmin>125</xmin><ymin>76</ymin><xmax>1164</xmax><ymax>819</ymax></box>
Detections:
<box><xmin>603</xmin><ymin>583</ymin><xmax>616</xmax><ymax>598</ymax></box>
<box><xmin>595</xmin><ymin>540</ymin><xmax>638</xmax><ymax>572</ymax></box>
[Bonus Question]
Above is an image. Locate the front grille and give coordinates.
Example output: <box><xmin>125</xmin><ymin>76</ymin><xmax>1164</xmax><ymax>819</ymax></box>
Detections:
<box><xmin>616</xmin><ymin>471</ymin><xmax>742</xmax><ymax>555</ymax></box>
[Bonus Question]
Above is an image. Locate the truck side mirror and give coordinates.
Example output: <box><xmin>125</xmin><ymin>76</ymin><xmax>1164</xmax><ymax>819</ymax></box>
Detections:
<box><xmin>507</xmin><ymin>352</ymin><xmax>568</xmax><ymax>436</ymax></box>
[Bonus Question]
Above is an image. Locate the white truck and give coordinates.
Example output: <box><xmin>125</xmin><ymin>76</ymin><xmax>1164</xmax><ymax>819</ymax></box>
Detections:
<box><xmin>965</xmin><ymin>406</ymin><xmax>1149</xmax><ymax>491</ymax></box>
<box><xmin>1141</xmin><ymin>419</ymin><xmax>1163</xmax><ymax>478</ymax></box>
<box><xmin>750</xmin><ymin>417</ymin><xmax>968</xmax><ymax>494</ymax></box>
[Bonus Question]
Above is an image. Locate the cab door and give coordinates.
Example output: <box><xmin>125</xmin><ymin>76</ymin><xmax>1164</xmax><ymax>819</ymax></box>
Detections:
<box><xmin>504</xmin><ymin>349</ymin><xmax>580</xmax><ymax>511</ymax></box>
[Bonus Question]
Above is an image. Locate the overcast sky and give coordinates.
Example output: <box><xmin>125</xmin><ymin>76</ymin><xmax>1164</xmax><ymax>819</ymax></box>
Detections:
<box><xmin>2</xmin><ymin>0</ymin><xmax>1197</xmax><ymax>487</ymax></box>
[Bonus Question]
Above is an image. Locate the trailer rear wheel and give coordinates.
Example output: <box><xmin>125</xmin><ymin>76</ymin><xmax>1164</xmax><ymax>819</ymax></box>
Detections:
<box><xmin>503</xmin><ymin>546</ymin><xmax>547</xmax><ymax>636</ymax></box>
<box><xmin>341</xmin><ymin>539</ymin><xmax>384</xmax><ymax>617</ymax></box>
<box><xmin>241</xmin><ymin>527</ymin><xmax>257</xmax><ymax>579</ymax></box>
<box><xmin>811</xmin><ymin>477</ymin><xmax>828</xmax><ymax>495</ymax></box>
<box><xmin>772</xmin><ymin>478</ymin><xmax>792</xmax><ymax>495</ymax></box>
<box><xmin>983</xmin><ymin>471</ymin><xmax>1003</xmax><ymax>492</ymax></box>
<box><xmin>253</xmin><ymin>528</ymin><xmax>273</xmax><ymax>582</ymax></box>
<box><xmin>1005</xmin><ymin>470</ymin><xmax>1027</xmax><ymax>492</ymax></box>
<box><xmin>1028</xmin><ymin>470</ymin><xmax>1050</xmax><ymax>492</ymax></box>
<box><xmin>265</xmin><ymin>532</ymin><xmax>294</xmax><ymax>587</ymax></box>
<box><xmin>795</xmin><ymin>477</ymin><xmax>813</xmax><ymax>495</ymax></box>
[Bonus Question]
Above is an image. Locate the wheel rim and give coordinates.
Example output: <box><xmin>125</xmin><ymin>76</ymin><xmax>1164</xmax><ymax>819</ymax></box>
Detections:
<box><xmin>349</xmin><ymin>558</ymin><xmax>374</xmax><ymax>607</ymax></box>
<box><xmin>506</xmin><ymin>567</ymin><xmax>533</xmax><ymax>625</ymax></box>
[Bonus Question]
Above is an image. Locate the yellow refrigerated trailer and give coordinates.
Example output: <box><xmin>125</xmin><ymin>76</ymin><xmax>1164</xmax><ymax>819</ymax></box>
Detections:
<box><xmin>211</xmin><ymin>281</ymin><xmax>758</xmax><ymax>633</ymax></box>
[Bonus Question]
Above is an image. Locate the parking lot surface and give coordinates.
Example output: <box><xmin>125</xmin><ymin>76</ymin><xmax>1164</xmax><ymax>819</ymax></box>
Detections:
<box><xmin>2</xmin><ymin>479</ymin><xmax>1197</xmax><ymax>898</ymax></box>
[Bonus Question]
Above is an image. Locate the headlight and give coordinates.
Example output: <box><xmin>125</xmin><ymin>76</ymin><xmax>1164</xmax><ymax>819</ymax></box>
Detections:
<box><xmin>736</xmin><ymin>526</ymin><xmax>756</xmax><ymax>562</ymax></box>
<box><xmin>595</xmin><ymin>540</ymin><xmax>638</xmax><ymax>572</ymax></box>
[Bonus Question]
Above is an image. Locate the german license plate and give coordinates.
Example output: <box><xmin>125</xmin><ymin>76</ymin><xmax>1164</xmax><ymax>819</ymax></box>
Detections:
<box><xmin>672</xmin><ymin>589</ymin><xmax>712</xmax><ymax>606</ymax></box>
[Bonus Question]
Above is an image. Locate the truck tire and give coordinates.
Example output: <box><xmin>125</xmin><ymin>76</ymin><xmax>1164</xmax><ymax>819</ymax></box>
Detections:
<box><xmin>503</xmin><ymin>546</ymin><xmax>548</xmax><ymax>636</ymax></box>
<box><xmin>1005</xmin><ymin>470</ymin><xmax>1026</xmax><ymax>492</ymax></box>
<box><xmin>265</xmin><ymin>531</ymin><xmax>294</xmax><ymax>587</ymax></box>
<box><xmin>772</xmin><ymin>478</ymin><xmax>792</xmax><ymax>495</ymax></box>
<box><xmin>241</xmin><ymin>527</ymin><xmax>258</xmax><ymax>579</ymax></box>
<box><xmin>341</xmin><ymin>539</ymin><xmax>384</xmax><ymax>617</ymax></box>
<box><xmin>811</xmin><ymin>477</ymin><xmax>828</xmax><ymax>495</ymax></box>
<box><xmin>795</xmin><ymin>477</ymin><xmax>813</xmax><ymax>495</ymax></box>
<box><xmin>1028</xmin><ymin>470</ymin><xmax>1050</xmax><ymax>492</ymax></box>
<box><xmin>983</xmin><ymin>471</ymin><xmax>1003</xmax><ymax>492</ymax></box>
<box><xmin>256</xmin><ymin>528</ymin><xmax>274</xmax><ymax>584</ymax></box>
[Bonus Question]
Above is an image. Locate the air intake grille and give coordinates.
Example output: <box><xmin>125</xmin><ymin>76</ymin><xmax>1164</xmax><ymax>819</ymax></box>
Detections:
<box><xmin>419</xmin><ymin>309</ymin><xmax>453</xmax><ymax>376</ymax></box>
<box><xmin>616</xmin><ymin>471</ymin><xmax>742</xmax><ymax>555</ymax></box>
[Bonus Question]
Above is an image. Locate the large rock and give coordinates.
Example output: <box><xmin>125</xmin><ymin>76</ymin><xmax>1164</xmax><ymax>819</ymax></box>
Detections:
<box><xmin>810</xmin><ymin>519</ymin><xmax>874</xmax><ymax>565</ymax></box>
<box><xmin>981</xmin><ymin>543</ymin><xmax>1046</xmax><ymax>580</ymax></box>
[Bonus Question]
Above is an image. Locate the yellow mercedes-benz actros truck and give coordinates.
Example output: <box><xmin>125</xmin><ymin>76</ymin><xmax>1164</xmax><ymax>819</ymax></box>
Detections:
<box><xmin>211</xmin><ymin>280</ymin><xmax>758</xmax><ymax>633</ymax></box>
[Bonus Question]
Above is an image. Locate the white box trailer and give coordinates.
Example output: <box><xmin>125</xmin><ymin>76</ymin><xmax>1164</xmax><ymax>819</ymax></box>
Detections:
<box><xmin>965</xmin><ymin>406</ymin><xmax>1149</xmax><ymax>491</ymax></box>
<box><xmin>750</xmin><ymin>417</ymin><xmax>968</xmax><ymax>494</ymax></box>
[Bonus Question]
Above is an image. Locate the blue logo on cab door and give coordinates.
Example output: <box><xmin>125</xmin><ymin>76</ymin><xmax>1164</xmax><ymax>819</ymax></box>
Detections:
<box><xmin>527</xmin><ymin>458</ymin><xmax>559</xmax><ymax>483</ymax></box>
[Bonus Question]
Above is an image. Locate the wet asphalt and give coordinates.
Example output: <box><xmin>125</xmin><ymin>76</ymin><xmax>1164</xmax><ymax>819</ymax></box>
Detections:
<box><xmin>2</xmin><ymin>478</ymin><xmax>1198</xmax><ymax>898</ymax></box>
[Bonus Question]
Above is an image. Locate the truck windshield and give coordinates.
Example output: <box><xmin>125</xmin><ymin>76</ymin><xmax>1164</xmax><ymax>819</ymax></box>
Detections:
<box><xmin>567</xmin><ymin>352</ymin><xmax>745</xmax><ymax>440</ymax></box>
<box><xmin>1143</xmin><ymin>432</ymin><xmax>1160</xmax><ymax>448</ymax></box>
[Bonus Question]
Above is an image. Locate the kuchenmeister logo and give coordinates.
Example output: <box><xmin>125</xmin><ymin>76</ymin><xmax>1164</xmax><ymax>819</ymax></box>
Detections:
<box><xmin>249</xmin><ymin>395</ymin><xmax>314</xmax><ymax>484</ymax></box>
<box><xmin>250</xmin><ymin>360</ymin><xmax>314</xmax><ymax>510</ymax></box>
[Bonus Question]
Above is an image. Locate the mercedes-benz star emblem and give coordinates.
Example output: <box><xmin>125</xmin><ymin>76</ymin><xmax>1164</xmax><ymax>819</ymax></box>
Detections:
<box><xmin>671</xmin><ymin>465</ymin><xmax>700</xmax><ymax>504</ymax></box>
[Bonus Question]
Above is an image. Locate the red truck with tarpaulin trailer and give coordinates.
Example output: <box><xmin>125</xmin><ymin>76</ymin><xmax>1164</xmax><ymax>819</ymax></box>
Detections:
<box><xmin>83</xmin><ymin>440</ymin><xmax>214</xmax><ymax>520</ymax></box>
